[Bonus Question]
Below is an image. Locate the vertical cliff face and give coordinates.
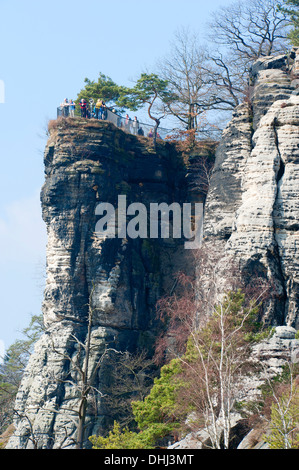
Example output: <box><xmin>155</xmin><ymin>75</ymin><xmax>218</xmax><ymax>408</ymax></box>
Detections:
<box><xmin>203</xmin><ymin>49</ymin><xmax>299</xmax><ymax>328</ymax></box>
<box><xmin>7</xmin><ymin>120</ymin><xmax>200</xmax><ymax>449</ymax></box>
<box><xmin>41</xmin><ymin>120</ymin><xmax>188</xmax><ymax>333</ymax></box>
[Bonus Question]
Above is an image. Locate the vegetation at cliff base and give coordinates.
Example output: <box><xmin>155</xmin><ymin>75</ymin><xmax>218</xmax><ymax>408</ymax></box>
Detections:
<box><xmin>0</xmin><ymin>315</ymin><xmax>44</xmax><ymax>435</ymax></box>
<box><xmin>89</xmin><ymin>358</ymin><xmax>182</xmax><ymax>449</ymax></box>
<box><xmin>265</xmin><ymin>380</ymin><xmax>299</xmax><ymax>448</ymax></box>
<box><xmin>89</xmin><ymin>286</ymin><xmax>277</xmax><ymax>449</ymax></box>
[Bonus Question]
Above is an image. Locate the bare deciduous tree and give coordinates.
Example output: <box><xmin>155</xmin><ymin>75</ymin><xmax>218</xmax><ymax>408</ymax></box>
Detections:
<box><xmin>209</xmin><ymin>0</ymin><xmax>289</xmax><ymax>61</ymax></box>
<box><xmin>155</xmin><ymin>248</ymin><xmax>272</xmax><ymax>448</ymax></box>
<box><xmin>101</xmin><ymin>350</ymin><xmax>157</xmax><ymax>430</ymax></box>
<box><xmin>204</xmin><ymin>0</ymin><xmax>290</xmax><ymax>112</ymax></box>
<box><xmin>48</xmin><ymin>284</ymin><xmax>120</xmax><ymax>449</ymax></box>
<box><xmin>248</xmin><ymin>363</ymin><xmax>299</xmax><ymax>449</ymax></box>
<box><xmin>157</xmin><ymin>27</ymin><xmax>215</xmax><ymax>132</ymax></box>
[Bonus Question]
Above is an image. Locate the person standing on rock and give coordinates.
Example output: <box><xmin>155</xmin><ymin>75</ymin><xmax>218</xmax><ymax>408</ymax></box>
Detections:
<box><xmin>132</xmin><ymin>116</ymin><xmax>139</xmax><ymax>135</ymax></box>
<box><xmin>61</xmin><ymin>98</ymin><xmax>69</xmax><ymax>117</ymax></box>
<box><xmin>101</xmin><ymin>101</ymin><xmax>107</xmax><ymax>120</ymax></box>
<box><xmin>69</xmin><ymin>99</ymin><xmax>75</xmax><ymax>118</ymax></box>
<box><xmin>95</xmin><ymin>99</ymin><xmax>103</xmax><ymax>119</ymax></box>
<box><xmin>125</xmin><ymin>114</ymin><xmax>131</xmax><ymax>132</ymax></box>
<box><xmin>80</xmin><ymin>99</ymin><xmax>87</xmax><ymax>118</ymax></box>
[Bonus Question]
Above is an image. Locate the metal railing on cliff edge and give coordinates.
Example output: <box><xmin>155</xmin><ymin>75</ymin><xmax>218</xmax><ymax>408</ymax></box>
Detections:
<box><xmin>57</xmin><ymin>103</ymin><xmax>174</xmax><ymax>140</ymax></box>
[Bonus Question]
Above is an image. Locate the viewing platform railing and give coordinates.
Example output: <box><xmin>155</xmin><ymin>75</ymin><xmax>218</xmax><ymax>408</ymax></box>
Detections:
<box><xmin>57</xmin><ymin>105</ymin><xmax>175</xmax><ymax>140</ymax></box>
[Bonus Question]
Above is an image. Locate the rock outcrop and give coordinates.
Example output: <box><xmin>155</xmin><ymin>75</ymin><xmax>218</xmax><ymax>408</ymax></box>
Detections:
<box><xmin>7</xmin><ymin>120</ymin><xmax>200</xmax><ymax>449</ymax></box>
<box><xmin>7</xmin><ymin>49</ymin><xmax>299</xmax><ymax>450</ymax></box>
<box><xmin>170</xmin><ymin>49</ymin><xmax>299</xmax><ymax>450</ymax></box>
<box><xmin>203</xmin><ymin>49</ymin><xmax>299</xmax><ymax>328</ymax></box>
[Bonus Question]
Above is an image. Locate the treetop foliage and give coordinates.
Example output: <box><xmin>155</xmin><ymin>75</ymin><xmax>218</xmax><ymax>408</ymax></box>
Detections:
<box><xmin>119</xmin><ymin>74</ymin><xmax>176</xmax><ymax>109</ymax></box>
<box><xmin>280</xmin><ymin>0</ymin><xmax>299</xmax><ymax>45</ymax></box>
<box><xmin>76</xmin><ymin>73</ymin><xmax>127</xmax><ymax>111</ymax></box>
<box><xmin>89</xmin><ymin>286</ymin><xmax>274</xmax><ymax>449</ymax></box>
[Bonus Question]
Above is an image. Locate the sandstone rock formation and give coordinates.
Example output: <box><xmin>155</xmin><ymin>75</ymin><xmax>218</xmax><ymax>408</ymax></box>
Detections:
<box><xmin>203</xmin><ymin>49</ymin><xmax>299</xmax><ymax>328</ymax></box>
<box><xmin>7</xmin><ymin>49</ymin><xmax>299</xmax><ymax>449</ymax></box>
<box><xmin>170</xmin><ymin>49</ymin><xmax>299</xmax><ymax>449</ymax></box>
<box><xmin>6</xmin><ymin>120</ymin><xmax>205</xmax><ymax>449</ymax></box>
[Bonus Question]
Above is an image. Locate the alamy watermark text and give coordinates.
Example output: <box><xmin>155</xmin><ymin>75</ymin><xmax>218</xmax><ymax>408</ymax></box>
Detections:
<box><xmin>95</xmin><ymin>195</ymin><xmax>203</xmax><ymax>250</ymax></box>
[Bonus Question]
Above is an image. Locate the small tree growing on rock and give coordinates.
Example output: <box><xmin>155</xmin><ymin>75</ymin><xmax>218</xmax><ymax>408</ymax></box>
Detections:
<box><xmin>255</xmin><ymin>364</ymin><xmax>299</xmax><ymax>449</ymax></box>
<box><xmin>118</xmin><ymin>73</ymin><xmax>176</xmax><ymax>147</ymax></box>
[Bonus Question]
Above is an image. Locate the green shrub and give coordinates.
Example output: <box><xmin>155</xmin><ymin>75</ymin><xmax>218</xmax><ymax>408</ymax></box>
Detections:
<box><xmin>89</xmin><ymin>422</ymin><xmax>144</xmax><ymax>449</ymax></box>
<box><xmin>89</xmin><ymin>358</ymin><xmax>183</xmax><ymax>449</ymax></box>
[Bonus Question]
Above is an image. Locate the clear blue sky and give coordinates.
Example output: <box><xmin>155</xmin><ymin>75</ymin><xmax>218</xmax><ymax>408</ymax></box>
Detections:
<box><xmin>0</xmin><ymin>0</ymin><xmax>232</xmax><ymax>354</ymax></box>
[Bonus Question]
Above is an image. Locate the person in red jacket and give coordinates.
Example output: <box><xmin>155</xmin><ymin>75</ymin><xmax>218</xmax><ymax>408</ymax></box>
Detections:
<box><xmin>80</xmin><ymin>99</ymin><xmax>87</xmax><ymax>118</ymax></box>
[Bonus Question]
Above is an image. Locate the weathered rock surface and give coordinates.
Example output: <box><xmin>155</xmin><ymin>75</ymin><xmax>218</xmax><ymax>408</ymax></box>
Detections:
<box><xmin>7</xmin><ymin>48</ymin><xmax>299</xmax><ymax>450</ymax></box>
<box><xmin>7</xmin><ymin>120</ymin><xmax>199</xmax><ymax>449</ymax></box>
<box><xmin>203</xmin><ymin>49</ymin><xmax>299</xmax><ymax>328</ymax></box>
<box><xmin>170</xmin><ymin>49</ymin><xmax>299</xmax><ymax>450</ymax></box>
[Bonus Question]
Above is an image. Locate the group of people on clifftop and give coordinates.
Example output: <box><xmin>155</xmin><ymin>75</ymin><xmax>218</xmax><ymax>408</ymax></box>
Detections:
<box><xmin>60</xmin><ymin>98</ymin><xmax>98</xmax><ymax>119</ymax></box>
<box><xmin>59</xmin><ymin>97</ymin><xmax>159</xmax><ymax>139</ymax></box>
<box><xmin>60</xmin><ymin>98</ymin><xmax>76</xmax><ymax>117</ymax></box>
<box><xmin>77</xmin><ymin>98</ymin><xmax>109</xmax><ymax>120</ymax></box>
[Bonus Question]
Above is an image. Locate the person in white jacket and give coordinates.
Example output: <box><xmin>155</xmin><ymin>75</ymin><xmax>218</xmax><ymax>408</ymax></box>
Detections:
<box><xmin>132</xmin><ymin>116</ymin><xmax>139</xmax><ymax>135</ymax></box>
